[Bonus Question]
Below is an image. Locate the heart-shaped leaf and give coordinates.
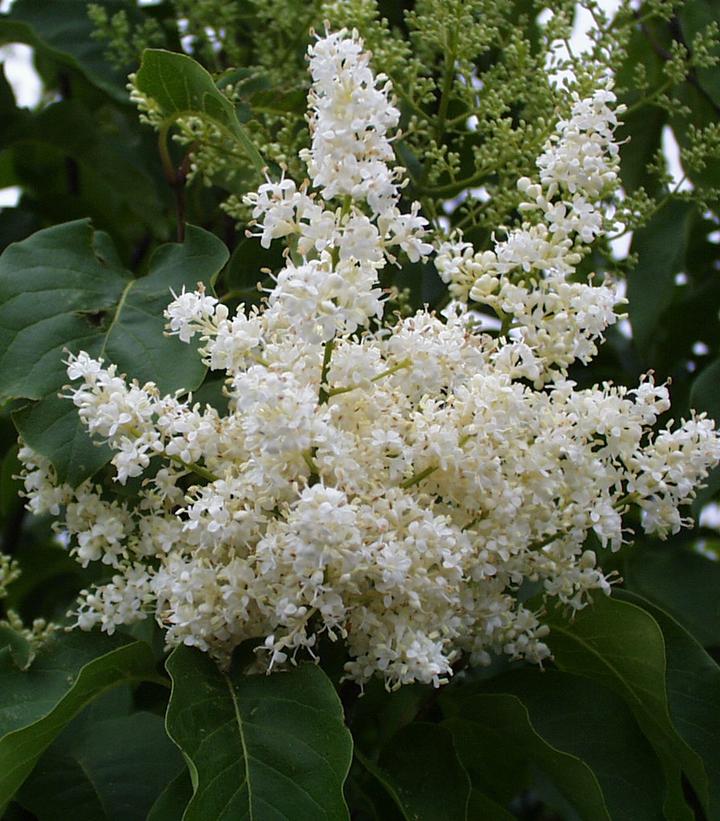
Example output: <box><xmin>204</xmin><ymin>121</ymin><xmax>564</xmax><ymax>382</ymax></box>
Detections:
<box><xmin>0</xmin><ymin>219</ymin><xmax>228</xmax><ymax>485</ymax></box>
<box><xmin>165</xmin><ymin>646</ymin><xmax>353</xmax><ymax>820</ymax></box>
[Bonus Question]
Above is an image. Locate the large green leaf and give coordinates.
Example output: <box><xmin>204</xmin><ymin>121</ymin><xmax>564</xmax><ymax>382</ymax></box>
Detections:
<box><xmin>0</xmin><ymin>221</ymin><xmax>126</xmax><ymax>403</ymax></box>
<box><xmin>691</xmin><ymin>356</ymin><xmax>720</xmax><ymax>424</ymax></box>
<box><xmin>443</xmin><ymin>669</ymin><xmax>668</xmax><ymax>819</ymax></box>
<box><xmin>147</xmin><ymin>770</ymin><xmax>193</xmax><ymax>821</ymax></box>
<box><xmin>442</xmin><ymin>681</ymin><xmax>610</xmax><ymax>819</ymax></box>
<box><xmin>0</xmin><ymin>632</ymin><xmax>164</xmax><ymax>808</ymax></box>
<box><xmin>165</xmin><ymin>646</ymin><xmax>353</xmax><ymax>821</ymax></box>
<box><xmin>135</xmin><ymin>49</ymin><xmax>265</xmax><ymax>175</ymax></box>
<box><xmin>13</xmin><ymin>395</ymin><xmax>114</xmax><ymax>489</ymax></box>
<box><xmin>345</xmin><ymin>760</ymin><xmax>406</xmax><ymax>821</ymax></box>
<box><xmin>5</xmin><ymin>99</ymin><xmax>166</xmax><ymax>238</ymax></box>
<box><xmin>0</xmin><ymin>219</ymin><xmax>228</xmax><ymax>485</ymax></box>
<box><xmin>628</xmin><ymin>200</ymin><xmax>694</xmax><ymax>355</ymax></box>
<box><xmin>17</xmin><ymin>707</ymin><xmax>183</xmax><ymax>821</ymax></box>
<box><xmin>349</xmin><ymin>678</ymin><xmax>428</xmax><ymax>755</ymax></box>
<box><xmin>618</xmin><ymin>590</ymin><xmax>720</xmax><ymax>818</ymax></box>
<box><xmin>466</xmin><ymin>790</ymin><xmax>514</xmax><ymax>821</ymax></box>
<box><xmin>476</xmin><ymin>672</ymin><xmax>666</xmax><ymax>821</ymax></box>
<box><xmin>0</xmin><ymin>0</ymin><xmax>130</xmax><ymax>101</ymax></box>
<box><xmin>546</xmin><ymin>594</ymin><xmax>707</xmax><ymax>816</ymax></box>
<box><xmin>375</xmin><ymin>722</ymin><xmax>471</xmax><ymax>821</ymax></box>
<box><xmin>624</xmin><ymin>542</ymin><xmax>720</xmax><ymax>647</ymax></box>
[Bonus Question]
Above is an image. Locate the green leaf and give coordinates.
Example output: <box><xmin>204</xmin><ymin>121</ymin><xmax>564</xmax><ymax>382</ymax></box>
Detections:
<box><xmin>165</xmin><ymin>646</ymin><xmax>353</xmax><ymax>820</ymax></box>
<box><xmin>546</xmin><ymin>594</ymin><xmax>707</xmax><ymax>816</ymax></box>
<box><xmin>0</xmin><ymin>625</ymin><xmax>33</xmax><ymax>671</ymax></box>
<box><xmin>349</xmin><ymin>678</ymin><xmax>428</xmax><ymax>755</ymax></box>
<box><xmin>0</xmin><ymin>631</ymin><xmax>164</xmax><ymax>807</ymax></box>
<box><xmin>0</xmin><ymin>0</ymin><xmax>130</xmax><ymax>101</ymax></box>
<box><xmin>624</xmin><ymin>542</ymin><xmax>720</xmax><ymax>646</ymax></box>
<box><xmin>0</xmin><ymin>442</ymin><xmax>22</xmax><ymax>520</ymax></box>
<box><xmin>628</xmin><ymin>200</ymin><xmax>694</xmax><ymax>354</ymax></box>
<box><xmin>376</xmin><ymin>723</ymin><xmax>471</xmax><ymax>821</ymax></box>
<box><xmin>466</xmin><ymin>790</ymin><xmax>514</xmax><ymax>821</ymax></box>
<box><xmin>0</xmin><ymin>219</ymin><xmax>228</xmax><ymax>485</ymax></box>
<box><xmin>345</xmin><ymin>761</ymin><xmax>406</xmax><ymax>821</ymax></box>
<box><xmin>691</xmin><ymin>356</ymin><xmax>720</xmax><ymax>424</ymax></box>
<box><xmin>13</xmin><ymin>395</ymin><xmax>115</xmax><ymax>490</ymax></box>
<box><xmin>4</xmin><ymin>539</ymin><xmax>101</xmax><ymax>625</ymax></box>
<box><xmin>0</xmin><ymin>220</ymin><xmax>127</xmax><ymax>403</ymax></box>
<box><xmin>135</xmin><ymin>49</ymin><xmax>265</xmax><ymax>175</ymax></box>
<box><xmin>147</xmin><ymin>770</ymin><xmax>193</xmax><ymax>821</ymax></box>
<box><xmin>17</xmin><ymin>709</ymin><xmax>183</xmax><ymax>821</ymax></box>
<box><xmin>442</xmin><ymin>670</ymin><xmax>667</xmax><ymax>821</ymax></box>
<box><xmin>6</xmin><ymin>99</ymin><xmax>166</xmax><ymax>238</ymax></box>
<box><xmin>442</xmin><ymin>686</ymin><xmax>608</xmax><ymax>819</ymax></box>
<box><xmin>618</xmin><ymin>107</ymin><xmax>665</xmax><ymax>193</ymax></box>
<box><xmin>249</xmin><ymin>87</ymin><xmax>307</xmax><ymax>118</ymax></box>
<box><xmin>618</xmin><ymin>590</ymin><xmax>720</xmax><ymax>817</ymax></box>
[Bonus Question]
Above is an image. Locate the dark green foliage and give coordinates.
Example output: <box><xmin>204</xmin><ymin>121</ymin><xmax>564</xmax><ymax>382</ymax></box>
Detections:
<box><xmin>0</xmin><ymin>632</ymin><xmax>164</xmax><ymax>810</ymax></box>
<box><xmin>165</xmin><ymin>646</ymin><xmax>353</xmax><ymax>820</ymax></box>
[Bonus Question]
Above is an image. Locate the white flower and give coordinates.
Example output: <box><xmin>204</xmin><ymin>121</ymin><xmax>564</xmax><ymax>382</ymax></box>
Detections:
<box><xmin>379</xmin><ymin>203</ymin><xmax>433</xmax><ymax>262</ymax></box>
<box><xmin>164</xmin><ymin>286</ymin><xmax>220</xmax><ymax>343</ymax></box>
<box><xmin>538</xmin><ymin>88</ymin><xmax>623</xmax><ymax>198</ymax></box>
<box><xmin>243</xmin><ymin>175</ymin><xmax>321</xmax><ymax>249</ymax></box>
<box><xmin>300</xmin><ymin>28</ymin><xmax>401</xmax><ymax>213</ymax></box>
<box><xmin>16</xmin><ymin>34</ymin><xmax>720</xmax><ymax>690</ymax></box>
<box><xmin>265</xmin><ymin>254</ymin><xmax>383</xmax><ymax>343</ymax></box>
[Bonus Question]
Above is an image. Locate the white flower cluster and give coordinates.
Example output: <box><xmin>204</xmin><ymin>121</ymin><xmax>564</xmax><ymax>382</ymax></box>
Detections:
<box><xmin>242</xmin><ymin>28</ymin><xmax>431</xmax><ymax>347</ymax></box>
<box><xmin>18</xmin><ymin>33</ymin><xmax>720</xmax><ymax>689</ymax></box>
<box><xmin>436</xmin><ymin>87</ymin><xmax>625</xmax><ymax>384</ymax></box>
<box><xmin>300</xmin><ymin>28</ymin><xmax>401</xmax><ymax>211</ymax></box>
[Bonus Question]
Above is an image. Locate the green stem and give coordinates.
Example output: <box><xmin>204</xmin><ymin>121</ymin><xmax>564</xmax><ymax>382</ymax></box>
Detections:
<box><xmin>327</xmin><ymin>358</ymin><xmax>412</xmax><ymax>398</ymax></box>
<box><xmin>157</xmin><ymin>119</ymin><xmax>178</xmax><ymax>186</ymax></box>
<box><xmin>419</xmin><ymin>166</ymin><xmax>491</xmax><ymax>197</ymax></box>
<box><xmin>158</xmin><ymin>118</ymin><xmax>188</xmax><ymax>242</ymax></box>
<box><xmin>454</xmin><ymin>198</ymin><xmax>487</xmax><ymax>231</ymax></box>
<box><xmin>318</xmin><ymin>337</ymin><xmax>336</xmax><ymax>405</ymax></box>
<box><xmin>393</xmin><ymin>83</ymin><xmax>428</xmax><ymax>121</ymax></box>
<box><xmin>167</xmin><ymin>453</ymin><xmax>218</xmax><ymax>483</ymax></box>
<box><xmin>400</xmin><ymin>465</ymin><xmax>438</xmax><ymax>490</ymax></box>
<box><xmin>499</xmin><ymin>311</ymin><xmax>513</xmax><ymax>337</ymax></box>
<box><xmin>624</xmin><ymin>78</ymin><xmax>673</xmax><ymax>116</ymax></box>
<box><xmin>302</xmin><ymin>449</ymin><xmax>320</xmax><ymax>479</ymax></box>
